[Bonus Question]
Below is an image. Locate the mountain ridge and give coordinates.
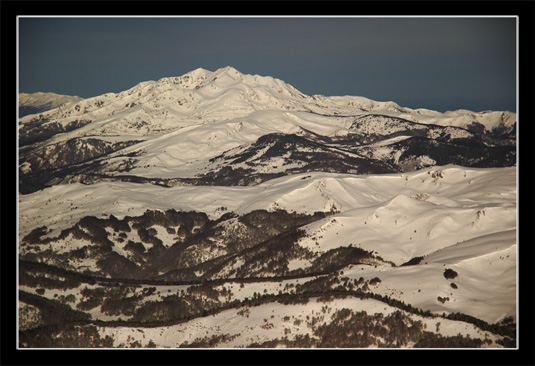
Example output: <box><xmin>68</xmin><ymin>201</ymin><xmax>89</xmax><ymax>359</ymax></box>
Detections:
<box><xmin>18</xmin><ymin>66</ymin><xmax>516</xmax><ymax>194</ymax></box>
<box><xmin>17</xmin><ymin>67</ymin><xmax>517</xmax><ymax>348</ymax></box>
<box><xmin>19</xmin><ymin>92</ymin><xmax>83</xmax><ymax>118</ymax></box>
<box><xmin>19</xmin><ymin>67</ymin><xmax>516</xmax><ymax>132</ymax></box>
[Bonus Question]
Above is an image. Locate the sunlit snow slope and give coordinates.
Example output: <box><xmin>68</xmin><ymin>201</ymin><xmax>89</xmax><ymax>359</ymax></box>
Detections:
<box><xmin>19</xmin><ymin>92</ymin><xmax>83</xmax><ymax>118</ymax></box>
<box><xmin>19</xmin><ymin>66</ymin><xmax>515</xmax><ymax>193</ymax></box>
<box><xmin>18</xmin><ymin>67</ymin><xmax>517</xmax><ymax>349</ymax></box>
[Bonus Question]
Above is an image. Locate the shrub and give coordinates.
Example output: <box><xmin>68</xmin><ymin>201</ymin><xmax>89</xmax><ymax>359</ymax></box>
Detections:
<box><xmin>401</xmin><ymin>256</ymin><xmax>424</xmax><ymax>266</ymax></box>
<box><xmin>20</xmin><ymin>324</ymin><xmax>114</xmax><ymax>348</ymax></box>
<box><xmin>21</xmin><ymin>226</ymin><xmax>49</xmax><ymax>244</ymax></box>
<box><xmin>369</xmin><ymin>277</ymin><xmax>382</xmax><ymax>285</ymax></box>
<box><xmin>443</xmin><ymin>268</ymin><xmax>458</xmax><ymax>279</ymax></box>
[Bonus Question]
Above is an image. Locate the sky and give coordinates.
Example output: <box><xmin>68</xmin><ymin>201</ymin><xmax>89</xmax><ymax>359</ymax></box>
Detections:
<box><xmin>18</xmin><ymin>16</ymin><xmax>517</xmax><ymax>112</ymax></box>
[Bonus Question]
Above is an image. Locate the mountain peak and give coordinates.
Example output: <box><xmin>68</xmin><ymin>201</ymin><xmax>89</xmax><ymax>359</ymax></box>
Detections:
<box><xmin>185</xmin><ymin>67</ymin><xmax>213</xmax><ymax>79</ymax></box>
<box><xmin>210</xmin><ymin>66</ymin><xmax>245</xmax><ymax>82</ymax></box>
<box><xmin>218</xmin><ymin>65</ymin><xmax>241</xmax><ymax>74</ymax></box>
<box><xmin>155</xmin><ymin>66</ymin><xmax>245</xmax><ymax>90</ymax></box>
<box><xmin>20</xmin><ymin>66</ymin><xmax>516</xmax><ymax>142</ymax></box>
<box><xmin>18</xmin><ymin>92</ymin><xmax>83</xmax><ymax>118</ymax></box>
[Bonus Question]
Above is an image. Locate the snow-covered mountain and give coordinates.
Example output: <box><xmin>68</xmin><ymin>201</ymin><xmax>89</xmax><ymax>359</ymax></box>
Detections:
<box><xmin>18</xmin><ymin>66</ymin><xmax>515</xmax><ymax>194</ymax></box>
<box><xmin>17</xmin><ymin>67</ymin><xmax>517</xmax><ymax>349</ymax></box>
<box><xmin>19</xmin><ymin>92</ymin><xmax>83</xmax><ymax>118</ymax></box>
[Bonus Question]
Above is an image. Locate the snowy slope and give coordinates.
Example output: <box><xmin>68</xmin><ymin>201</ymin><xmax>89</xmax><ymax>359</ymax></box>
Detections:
<box><xmin>18</xmin><ymin>166</ymin><xmax>517</xmax><ymax>326</ymax></box>
<box><xmin>19</xmin><ymin>92</ymin><xmax>83</xmax><ymax>118</ymax></box>
<box><xmin>18</xmin><ymin>67</ymin><xmax>515</xmax><ymax>193</ymax></box>
<box><xmin>97</xmin><ymin>296</ymin><xmax>509</xmax><ymax>348</ymax></box>
<box><xmin>18</xmin><ymin>165</ymin><xmax>516</xmax><ymax>239</ymax></box>
<box><xmin>328</xmin><ymin>95</ymin><xmax>516</xmax><ymax>132</ymax></box>
<box><xmin>19</xmin><ymin>67</ymin><xmax>515</xmax><ymax>144</ymax></box>
<box><xmin>18</xmin><ymin>67</ymin><xmax>517</xmax><ymax>349</ymax></box>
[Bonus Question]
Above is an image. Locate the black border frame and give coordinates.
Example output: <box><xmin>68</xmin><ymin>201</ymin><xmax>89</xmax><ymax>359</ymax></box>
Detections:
<box><xmin>2</xmin><ymin>1</ymin><xmax>534</xmax><ymax>365</ymax></box>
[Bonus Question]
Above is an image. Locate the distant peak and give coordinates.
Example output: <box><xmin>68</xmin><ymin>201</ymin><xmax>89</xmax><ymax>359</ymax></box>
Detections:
<box><xmin>183</xmin><ymin>67</ymin><xmax>213</xmax><ymax>81</ymax></box>
<box><xmin>213</xmin><ymin>66</ymin><xmax>244</xmax><ymax>79</ymax></box>
<box><xmin>190</xmin><ymin>67</ymin><xmax>212</xmax><ymax>73</ymax></box>
<box><xmin>186</xmin><ymin>67</ymin><xmax>213</xmax><ymax>75</ymax></box>
<box><xmin>219</xmin><ymin>66</ymin><xmax>241</xmax><ymax>73</ymax></box>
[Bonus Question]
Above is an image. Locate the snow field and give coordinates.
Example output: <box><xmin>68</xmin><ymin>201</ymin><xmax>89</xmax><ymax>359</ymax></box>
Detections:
<box><xmin>18</xmin><ymin>166</ymin><xmax>516</xmax><ymax>250</ymax></box>
<box><xmin>341</xmin><ymin>238</ymin><xmax>516</xmax><ymax>324</ymax></box>
<box><xmin>18</xmin><ymin>67</ymin><xmax>517</xmax><ymax>349</ymax></box>
<box><xmin>19</xmin><ymin>282</ymin><xmax>125</xmax><ymax>322</ymax></box>
<box><xmin>97</xmin><ymin>295</ymin><xmax>506</xmax><ymax>348</ymax></box>
<box><xmin>20</xmin><ymin>67</ymin><xmax>515</xmax><ymax>184</ymax></box>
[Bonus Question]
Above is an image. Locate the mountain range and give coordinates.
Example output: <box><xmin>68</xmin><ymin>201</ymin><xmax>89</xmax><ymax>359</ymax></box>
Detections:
<box><xmin>18</xmin><ymin>67</ymin><xmax>517</xmax><ymax>349</ymax></box>
<box><xmin>19</xmin><ymin>92</ymin><xmax>82</xmax><ymax>118</ymax></box>
<box><xmin>18</xmin><ymin>66</ymin><xmax>515</xmax><ymax>193</ymax></box>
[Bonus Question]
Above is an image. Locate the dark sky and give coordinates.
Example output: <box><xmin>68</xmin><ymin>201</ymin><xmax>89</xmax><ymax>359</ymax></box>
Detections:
<box><xmin>18</xmin><ymin>16</ymin><xmax>517</xmax><ymax>112</ymax></box>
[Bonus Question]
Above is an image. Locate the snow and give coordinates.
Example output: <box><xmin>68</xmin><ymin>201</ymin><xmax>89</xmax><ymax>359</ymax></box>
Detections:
<box><xmin>18</xmin><ymin>165</ymin><xmax>517</xmax><ymax>328</ymax></box>
<box><xmin>18</xmin><ymin>66</ymin><xmax>517</xmax><ymax>348</ymax></box>
<box><xmin>19</xmin><ymin>92</ymin><xmax>82</xmax><ymax>113</ymax></box>
<box><xmin>97</xmin><ymin>295</ymin><xmax>507</xmax><ymax>348</ymax></box>
<box><xmin>367</xmin><ymin>135</ymin><xmax>412</xmax><ymax>147</ymax></box>
<box><xmin>344</xmin><ymin>239</ymin><xmax>516</xmax><ymax>324</ymax></box>
<box><xmin>19</xmin><ymin>67</ymin><xmax>515</xmax><ymax>182</ymax></box>
<box><xmin>19</xmin><ymin>165</ymin><xmax>516</xmax><ymax>241</ymax></box>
